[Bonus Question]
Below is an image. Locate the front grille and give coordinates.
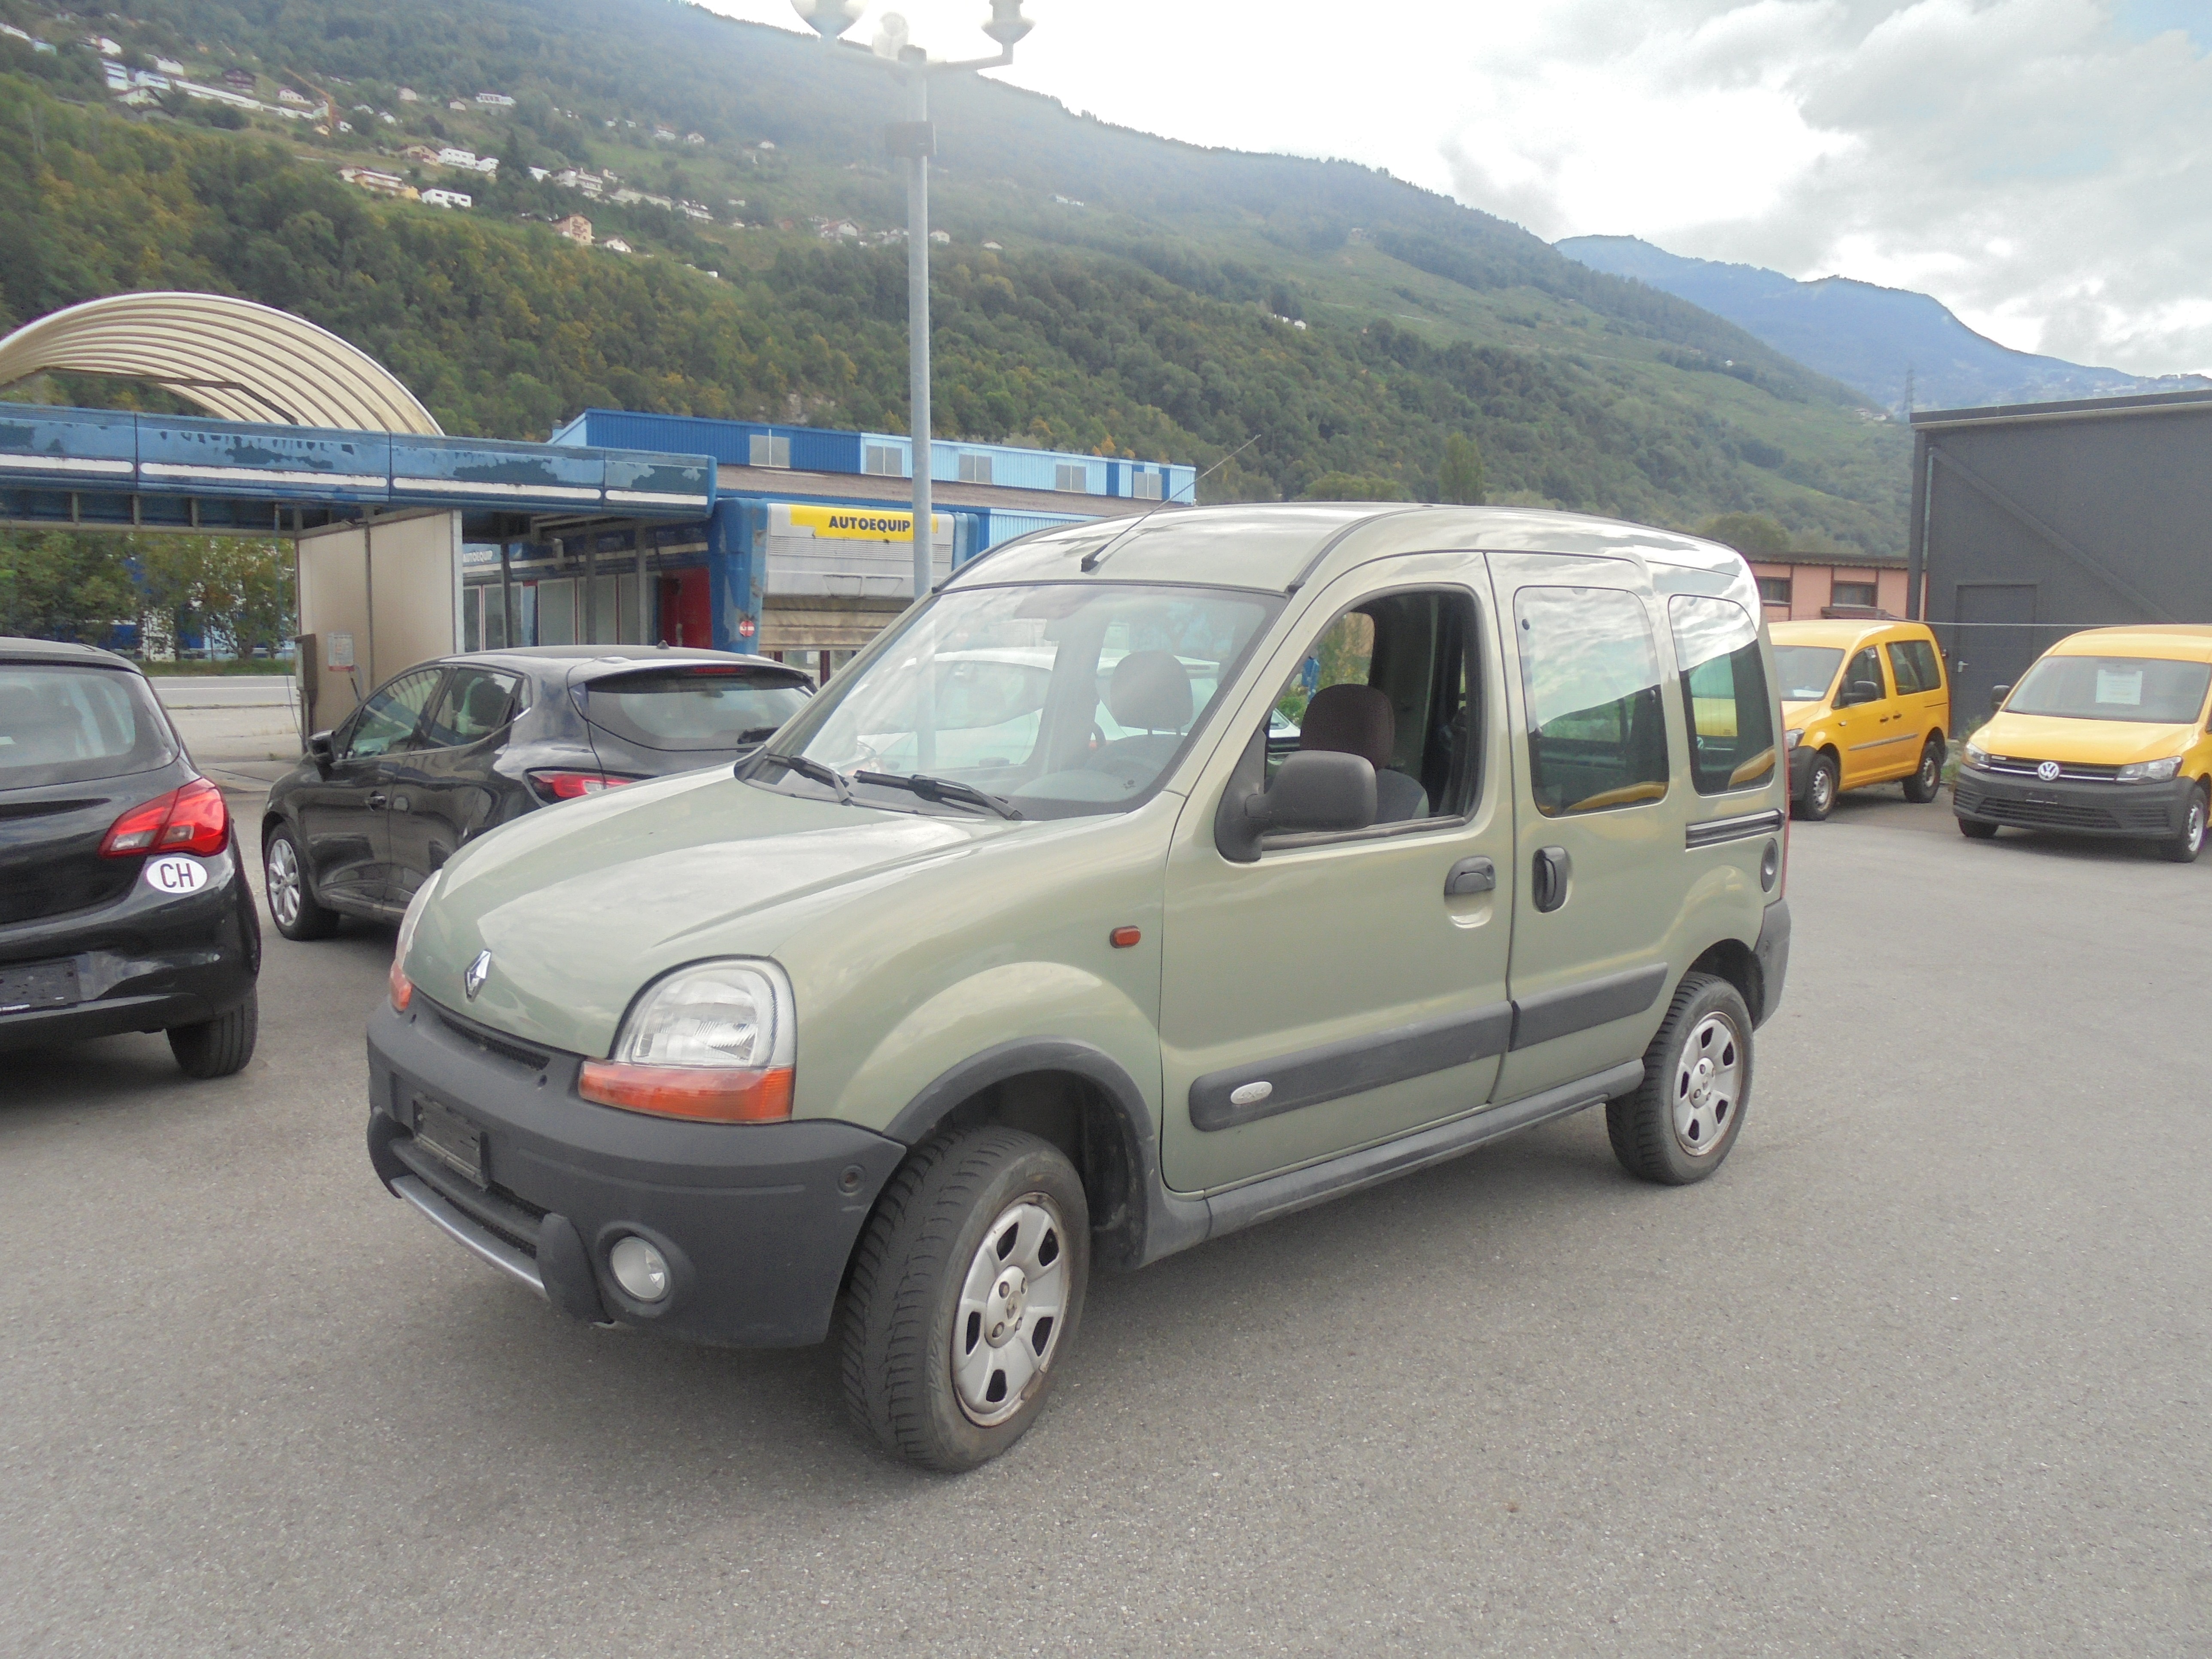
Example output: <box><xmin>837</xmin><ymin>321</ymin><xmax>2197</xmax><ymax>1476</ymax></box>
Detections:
<box><xmin>431</xmin><ymin>1001</ymin><xmax>552</xmax><ymax>1074</ymax></box>
<box><xmin>1981</xmin><ymin>756</ymin><xmax>2122</xmax><ymax>782</ymax></box>
<box><xmin>391</xmin><ymin>1134</ymin><xmax>546</xmax><ymax>1255</ymax></box>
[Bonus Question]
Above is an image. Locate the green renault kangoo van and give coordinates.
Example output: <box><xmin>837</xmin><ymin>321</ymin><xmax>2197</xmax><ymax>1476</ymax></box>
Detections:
<box><xmin>368</xmin><ymin>505</ymin><xmax>1792</xmax><ymax>1469</ymax></box>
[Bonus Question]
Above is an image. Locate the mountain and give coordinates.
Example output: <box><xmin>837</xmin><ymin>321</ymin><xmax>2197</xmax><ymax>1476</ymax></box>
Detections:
<box><xmin>0</xmin><ymin>0</ymin><xmax>1910</xmax><ymax>553</ymax></box>
<box><xmin>1556</xmin><ymin>234</ymin><xmax>2212</xmax><ymax>414</ymax></box>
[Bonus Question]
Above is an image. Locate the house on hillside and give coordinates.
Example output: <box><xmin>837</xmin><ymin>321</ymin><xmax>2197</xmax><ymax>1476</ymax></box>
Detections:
<box><xmin>555</xmin><ymin>214</ymin><xmax>593</xmax><ymax>247</ymax></box>
<box><xmin>550</xmin><ymin>168</ymin><xmax>605</xmax><ymax>197</ymax></box>
<box><xmin>684</xmin><ymin>132</ymin><xmax>705</xmax><ymax>145</ymax></box>
<box><xmin>277</xmin><ymin>87</ymin><xmax>310</xmax><ymax>107</ymax></box>
<box><xmin>396</xmin><ymin>86</ymin><xmax>419</xmax><ymax>101</ymax></box>
<box><xmin>222</xmin><ymin>68</ymin><xmax>255</xmax><ymax>89</ymax></box>
<box><xmin>400</xmin><ymin>144</ymin><xmax>440</xmax><ymax>164</ymax></box>
<box><xmin>339</xmin><ymin>167</ymin><xmax>416</xmax><ymax>201</ymax></box>
<box><xmin>155</xmin><ymin>57</ymin><xmax>184</xmax><ymax>75</ymax></box>
<box><xmin>420</xmin><ymin>188</ymin><xmax>472</xmax><ymax>210</ymax></box>
<box><xmin>475</xmin><ymin>91</ymin><xmax>514</xmax><ymax>106</ymax></box>
<box><xmin>601</xmin><ymin>237</ymin><xmax>633</xmax><ymax>254</ymax></box>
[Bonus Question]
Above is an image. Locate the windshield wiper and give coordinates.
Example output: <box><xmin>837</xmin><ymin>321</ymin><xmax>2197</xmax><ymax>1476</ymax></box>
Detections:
<box><xmin>852</xmin><ymin>770</ymin><xmax>1023</xmax><ymax>820</ymax></box>
<box><xmin>735</xmin><ymin>725</ymin><xmax>783</xmax><ymax>745</ymax></box>
<box><xmin>748</xmin><ymin>750</ymin><xmax>851</xmax><ymax>803</ymax></box>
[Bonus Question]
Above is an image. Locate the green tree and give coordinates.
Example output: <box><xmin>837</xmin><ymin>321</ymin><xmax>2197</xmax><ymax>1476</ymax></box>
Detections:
<box><xmin>1697</xmin><ymin>512</ymin><xmax>1792</xmax><ymax>558</ymax></box>
<box><xmin>1438</xmin><ymin>432</ymin><xmax>1485</xmax><ymax>504</ymax></box>
<box><xmin>1301</xmin><ymin>472</ymin><xmax>1407</xmax><ymax>501</ymax></box>
<box><xmin>0</xmin><ymin>529</ymin><xmax>138</xmax><ymax>642</ymax></box>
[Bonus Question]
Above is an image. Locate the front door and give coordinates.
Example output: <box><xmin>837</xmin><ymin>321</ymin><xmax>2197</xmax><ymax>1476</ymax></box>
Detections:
<box><xmin>295</xmin><ymin>665</ymin><xmax>444</xmax><ymax>908</ymax></box>
<box><xmin>1836</xmin><ymin>642</ymin><xmax>1909</xmax><ymax>786</ymax></box>
<box><xmin>1487</xmin><ymin>552</ymin><xmax>1687</xmax><ymax>1104</ymax></box>
<box><xmin>1159</xmin><ymin>555</ymin><xmax>1516</xmax><ymax>1194</ymax></box>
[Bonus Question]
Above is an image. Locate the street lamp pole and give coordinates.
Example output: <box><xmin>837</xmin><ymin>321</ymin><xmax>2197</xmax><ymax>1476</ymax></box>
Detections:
<box><xmin>793</xmin><ymin>1</ymin><xmax>1034</xmax><ymax>602</ymax></box>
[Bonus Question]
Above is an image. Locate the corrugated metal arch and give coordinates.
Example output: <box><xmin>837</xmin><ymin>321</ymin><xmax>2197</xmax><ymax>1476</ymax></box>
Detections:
<box><xmin>0</xmin><ymin>292</ymin><xmax>442</xmax><ymax>435</ymax></box>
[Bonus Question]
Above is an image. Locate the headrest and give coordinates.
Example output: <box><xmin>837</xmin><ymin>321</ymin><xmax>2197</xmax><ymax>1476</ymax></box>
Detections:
<box><xmin>1299</xmin><ymin>683</ymin><xmax>1393</xmax><ymax>769</ymax></box>
<box><xmin>1107</xmin><ymin>650</ymin><xmax>1192</xmax><ymax>732</ymax></box>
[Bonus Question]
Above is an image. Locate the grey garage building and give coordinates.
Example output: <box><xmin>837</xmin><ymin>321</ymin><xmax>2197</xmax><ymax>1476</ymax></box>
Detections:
<box><xmin>1906</xmin><ymin>387</ymin><xmax>2212</xmax><ymax>726</ymax></box>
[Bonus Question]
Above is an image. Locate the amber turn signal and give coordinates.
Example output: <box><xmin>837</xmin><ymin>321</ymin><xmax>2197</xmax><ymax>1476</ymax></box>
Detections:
<box><xmin>1109</xmin><ymin>926</ymin><xmax>1141</xmax><ymax>948</ymax></box>
<box><xmin>577</xmin><ymin>1062</ymin><xmax>795</xmax><ymax>1122</ymax></box>
<box><xmin>389</xmin><ymin>959</ymin><xmax>413</xmax><ymax>1013</ymax></box>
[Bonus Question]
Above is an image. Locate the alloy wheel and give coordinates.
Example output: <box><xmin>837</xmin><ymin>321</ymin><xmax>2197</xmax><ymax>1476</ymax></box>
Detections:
<box><xmin>1671</xmin><ymin>1011</ymin><xmax>1742</xmax><ymax>1158</ymax></box>
<box><xmin>265</xmin><ymin>837</ymin><xmax>302</xmax><ymax>930</ymax></box>
<box><xmin>952</xmin><ymin>1194</ymin><xmax>1070</xmax><ymax>1426</ymax></box>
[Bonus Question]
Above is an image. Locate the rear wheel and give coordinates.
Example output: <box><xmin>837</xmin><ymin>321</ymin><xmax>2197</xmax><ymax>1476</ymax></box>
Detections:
<box><xmin>1902</xmin><ymin>736</ymin><xmax>1944</xmax><ymax>803</ymax></box>
<box><xmin>2158</xmin><ymin>785</ymin><xmax>2208</xmax><ymax>863</ymax></box>
<box><xmin>1957</xmin><ymin>816</ymin><xmax>2000</xmax><ymax>840</ymax></box>
<box><xmin>841</xmin><ymin>1127</ymin><xmax>1089</xmax><ymax>1471</ymax></box>
<box><xmin>263</xmin><ymin>826</ymin><xmax>340</xmax><ymax>940</ymax></box>
<box><xmin>1796</xmin><ymin>752</ymin><xmax>1838</xmax><ymax>821</ymax></box>
<box><xmin>168</xmin><ymin>987</ymin><xmax>258</xmax><ymax>1079</ymax></box>
<box><xmin>1608</xmin><ymin>972</ymin><xmax>1750</xmax><ymax>1185</ymax></box>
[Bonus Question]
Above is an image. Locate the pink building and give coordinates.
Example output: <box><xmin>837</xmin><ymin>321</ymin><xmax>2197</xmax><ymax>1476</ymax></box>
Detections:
<box><xmin>1747</xmin><ymin>552</ymin><xmax>1922</xmax><ymax>624</ymax></box>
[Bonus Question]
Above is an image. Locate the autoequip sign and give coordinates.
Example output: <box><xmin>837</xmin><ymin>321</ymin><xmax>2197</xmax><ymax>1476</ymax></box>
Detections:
<box><xmin>777</xmin><ymin>503</ymin><xmax>948</xmax><ymax>542</ymax></box>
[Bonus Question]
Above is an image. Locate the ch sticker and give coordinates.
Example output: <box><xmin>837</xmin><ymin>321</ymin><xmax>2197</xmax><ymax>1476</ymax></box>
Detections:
<box><xmin>144</xmin><ymin>855</ymin><xmax>211</xmax><ymax>895</ymax></box>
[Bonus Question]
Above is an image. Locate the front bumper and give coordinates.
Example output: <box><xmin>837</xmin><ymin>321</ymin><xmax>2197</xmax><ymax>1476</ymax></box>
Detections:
<box><xmin>1787</xmin><ymin>742</ymin><xmax>1815</xmax><ymax>797</ymax></box>
<box><xmin>0</xmin><ymin>845</ymin><xmax>260</xmax><ymax>1052</ymax></box>
<box><xmin>365</xmin><ymin>997</ymin><xmax>906</xmax><ymax>1347</ymax></box>
<box><xmin>1952</xmin><ymin>769</ymin><xmax>2196</xmax><ymax>839</ymax></box>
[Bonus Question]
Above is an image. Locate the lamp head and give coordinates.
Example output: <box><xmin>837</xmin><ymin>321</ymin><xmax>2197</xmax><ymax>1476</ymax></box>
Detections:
<box><xmin>982</xmin><ymin>0</ymin><xmax>1033</xmax><ymax>48</ymax></box>
<box><xmin>871</xmin><ymin>11</ymin><xmax>910</xmax><ymax>58</ymax></box>
<box><xmin>790</xmin><ymin>0</ymin><xmax>866</xmax><ymax>40</ymax></box>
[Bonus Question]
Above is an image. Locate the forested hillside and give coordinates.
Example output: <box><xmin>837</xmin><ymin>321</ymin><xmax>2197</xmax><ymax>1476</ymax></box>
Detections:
<box><xmin>0</xmin><ymin>0</ymin><xmax>1911</xmax><ymax>552</ymax></box>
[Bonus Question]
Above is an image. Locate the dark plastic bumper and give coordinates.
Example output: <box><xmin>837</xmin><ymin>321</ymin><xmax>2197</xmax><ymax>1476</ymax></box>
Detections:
<box><xmin>1952</xmin><ymin>770</ymin><xmax>2196</xmax><ymax>839</ymax></box>
<box><xmin>1787</xmin><ymin>742</ymin><xmax>1816</xmax><ymax>796</ymax></box>
<box><xmin>0</xmin><ymin>844</ymin><xmax>259</xmax><ymax>1053</ymax></box>
<box><xmin>365</xmin><ymin>998</ymin><xmax>907</xmax><ymax>1347</ymax></box>
<box><xmin>1752</xmin><ymin>897</ymin><xmax>1790</xmax><ymax>1027</ymax></box>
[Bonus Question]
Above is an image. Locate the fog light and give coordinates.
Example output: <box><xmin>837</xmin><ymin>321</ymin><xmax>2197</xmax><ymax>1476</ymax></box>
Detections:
<box><xmin>608</xmin><ymin>1235</ymin><xmax>671</xmax><ymax>1303</ymax></box>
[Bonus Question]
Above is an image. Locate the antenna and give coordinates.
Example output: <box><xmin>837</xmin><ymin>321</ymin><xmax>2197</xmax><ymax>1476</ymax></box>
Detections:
<box><xmin>1080</xmin><ymin>435</ymin><xmax>1261</xmax><ymax>572</ymax></box>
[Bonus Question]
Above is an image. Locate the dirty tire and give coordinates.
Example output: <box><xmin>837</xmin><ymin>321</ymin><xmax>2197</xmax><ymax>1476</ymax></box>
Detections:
<box><xmin>168</xmin><ymin>986</ymin><xmax>258</xmax><ymax>1079</ymax></box>
<box><xmin>1957</xmin><ymin>816</ymin><xmax>1999</xmax><ymax>840</ymax></box>
<box><xmin>1607</xmin><ymin>972</ymin><xmax>1751</xmax><ymax>1185</ymax></box>
<box><xmin>2158</xmin><ymin>784</ymin><xmax>2208</xmax><ymax>863</ymax></box>
<box><xmin>1795</xmin><ymin>751</ymin><xmax>1839</xmax><ymax>820</ymax></box>
<box><xmin>841</xmin><ymin>1127</ymin><xmax>1089</xmax><ymax>1472</ymax></box>
<box><xmin>263</xmin><ymin>825</ymin><xmax>340</xmax><ymax>940</ymax></box>
<box><xmin>1903</xmin><ymin>736</ymin><xmax>1944</xmax><ymax>803</ymax></box>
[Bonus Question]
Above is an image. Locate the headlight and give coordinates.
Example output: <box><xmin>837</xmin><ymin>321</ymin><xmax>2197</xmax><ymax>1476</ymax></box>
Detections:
<box><xmin>580</xmin><ymin>959</ymin><xmax>797</xmax><ymax>1122</ymax></box>
<box><xmin>389</xmin><ymin>870</ymin><xmax>442</xmax><ymax>1012</ymax></box>
<box><xmin>2115</xmin><ymin>756</ymin><xmax>2185</xmax><ymax>784</ymax></box>
<box><xmin>1963</xmin><ymin>742</ymin><xmax>1990</xmax><ymax>769</ymax></box>
<box><xmin>1784</xmin><ymin>729</ymin><xmax>1802</xmax><ymax>751</ymax></box>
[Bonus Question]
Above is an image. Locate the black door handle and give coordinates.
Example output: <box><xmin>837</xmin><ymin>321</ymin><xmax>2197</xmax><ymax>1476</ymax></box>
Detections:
<box><xmin>1444</xmin><ymin>856</ymin><xmax>1495</xmax><ymax>896</ymax></box>
<box><xmin>1531</xmin><ymin>845</ymin><xmax>1571</xmax><ymax>912</ymax></box>
<box><xmin>367</xmin><ymin>792</ymin><xmax>388</xmax><ymax>811</ymax></box>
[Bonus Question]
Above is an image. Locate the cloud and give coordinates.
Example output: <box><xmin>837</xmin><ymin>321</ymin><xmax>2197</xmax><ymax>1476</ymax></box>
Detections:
<box><xmin>696</xmin><ymin>0</ymin><xmax>2211</xmax><ymax>375</ymax></box>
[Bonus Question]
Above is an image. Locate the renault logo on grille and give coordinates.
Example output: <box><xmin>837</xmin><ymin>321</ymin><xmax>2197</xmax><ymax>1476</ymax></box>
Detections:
<box><xmin>2036</xmin><ymin>761</ymin><xmax>2062</xmax><ymax>782</ymax></box>
<box><xmin>465</xmin><ymin>949</ymin><xmax>492</xmax><ymax>1000</ymax></box>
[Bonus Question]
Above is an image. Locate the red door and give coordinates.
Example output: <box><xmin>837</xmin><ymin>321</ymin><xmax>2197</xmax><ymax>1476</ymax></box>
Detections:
<box><xmin>658</xmin><ymin>569</ymin><xmax>712</xmax><ymax>647</ymax></box>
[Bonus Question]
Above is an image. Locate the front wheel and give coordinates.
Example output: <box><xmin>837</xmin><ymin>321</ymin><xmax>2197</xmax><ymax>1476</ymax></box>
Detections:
<box><xmin>1902</xmin><ymin>736</ymin><xmax>1944</xmax><ymax>803</ymax></box>
<box><xmin>168</xmin><ymin>986</ymin><xmax>258</xmax><ymax>1079</ymax></box>
<box><xmin>841</xmin><ymin>1127</ymin><xmax>1090</xmax><ymax>1471</ymax></box>
<box><xmin>1608</xmin><ymin>972</ymin><xmax>1751</xmax><ymax>1185</ymax></box>
<box><xmin>2159</xmin><ymin>785</ymin><xmax>2208</xmax><ymax>863</ymax></box>
<box><xmin>1795</xmin><ymin>752</ymin><xmax>1838</xmax><ymax>821</ymax></box>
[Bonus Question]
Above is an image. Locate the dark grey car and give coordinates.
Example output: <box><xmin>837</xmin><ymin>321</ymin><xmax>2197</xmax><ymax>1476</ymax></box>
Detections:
<box><xmin>259</xmin><ymin>647</ymin><xmax>813</xmax><ymax>939</ymax></box>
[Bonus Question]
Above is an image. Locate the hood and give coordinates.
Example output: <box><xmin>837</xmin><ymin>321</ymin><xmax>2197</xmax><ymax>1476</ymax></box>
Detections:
<box><xmin>1972</xmin><ymin>714</ymin><xmax>2200</xmax><ymax>767</ymax></box>
<box><xmin>407</xmin><ymin>769</ymin><xmax>1021</xmax><ymax>1054</ymax></box>
<box><xmin>1781</xmin><ymin>700</ymin><xmax>1826</xmax><ymax>725</ymax></box>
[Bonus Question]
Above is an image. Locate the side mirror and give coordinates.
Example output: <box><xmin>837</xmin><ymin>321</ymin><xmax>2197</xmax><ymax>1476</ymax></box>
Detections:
<box><xmin>1989</xmin><ymin>683</ymin><xmax>2011</xmax><ymax>717</ymax></box>
<box><xmin>1839</xmin><ymin>679</ymin><xmax>1881</xmax><ymax>706</ymax></box>
<box><xmin>1215</xmin><ymin>750</ymin><xmax>1376</xmax><ymax>862</ymax></box>
<box><xmin>309</xmin><ymin>731</ymin><xmax>336</xmax><ymax>771</ymax></box>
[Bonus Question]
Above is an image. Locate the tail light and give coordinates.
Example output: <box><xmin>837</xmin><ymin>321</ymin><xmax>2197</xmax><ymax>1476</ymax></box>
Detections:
<box><xmin>100</xmin><ymin>778</ymin><xmax>229</xmax><ymax>857</ymax></box>
<box><xmin>527</xmin><ymin>769</ymin><xmax>642</xmax><ymax>803</ymax></box>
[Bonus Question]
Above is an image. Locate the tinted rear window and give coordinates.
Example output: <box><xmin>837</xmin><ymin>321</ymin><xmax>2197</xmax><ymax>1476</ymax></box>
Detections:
<box><xmin>0</xmin><ymin>663</ymin><xmax>177</xmax><ymax>789</ymax></box>
<box><xmin>584</xmin><ymin>670</ymin><xmax>811</xmax><ymax>752</ymax></box>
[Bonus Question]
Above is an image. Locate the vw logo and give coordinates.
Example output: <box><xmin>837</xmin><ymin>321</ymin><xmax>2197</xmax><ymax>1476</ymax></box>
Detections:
<box><xmin>2036</xmin><ymin>760</ymin><xmax>2061</xmax><ymax>782</ymax></box>
<box><xmin>464</xmin><ymin>949</ymin><xmax>492</xmax><ymax>1000</ymax></box>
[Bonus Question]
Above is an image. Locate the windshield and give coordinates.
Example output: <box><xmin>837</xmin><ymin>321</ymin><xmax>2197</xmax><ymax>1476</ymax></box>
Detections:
<box><xmin>585</xmin><ymin>669</ymin><xmax>811</xmax><ymax>751</ymax></box>
<box><xmin>756</xmin><ymin>583</ymin><xmax>1279</xmax><ymax>819</ymax></box>
<box><xmin>1772</xmin><ymin>646</ymin><xmax>1844</xmax><ymax>703</ymax></box>
<box><xmin>0</xmin><ymin>663</ymin><xmax>177</xmax><ymax>790</ymax></box>
<box><xmin>2005</xmin><ymin>654</ymin><xmax>2212</xmax><ymax>725</ymax></box>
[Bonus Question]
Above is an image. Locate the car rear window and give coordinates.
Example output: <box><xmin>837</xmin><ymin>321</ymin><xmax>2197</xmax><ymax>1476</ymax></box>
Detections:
<box><xmin>0</xmin><ymin>663</ymin><xmax>177</xmax><ymax>789</ymax></box>
<box><xmin>584</xmin><ymin>669</ymin><xmax>811</xmax><ymax>752</ymax></box>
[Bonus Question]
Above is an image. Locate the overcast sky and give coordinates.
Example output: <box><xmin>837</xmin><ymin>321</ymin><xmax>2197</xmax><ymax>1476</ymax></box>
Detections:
<box><xmin>704</xmin><ymin>1</ymin><xmax>2211</xmax><ymax>376</ymax></box>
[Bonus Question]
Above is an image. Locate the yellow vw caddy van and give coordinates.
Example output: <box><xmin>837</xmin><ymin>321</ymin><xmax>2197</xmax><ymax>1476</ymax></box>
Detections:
<box><xmin>1771</xmin><ymin>620</ymin><xmax>1951</xmax><ymax>819</ymax></box>
<box><xmin>1953</xmin><ymin>625</ymin><xmax>2212</xmax><ymax>862</ymax></box>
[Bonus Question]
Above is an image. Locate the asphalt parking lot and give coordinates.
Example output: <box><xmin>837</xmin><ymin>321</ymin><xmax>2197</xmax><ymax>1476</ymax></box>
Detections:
<box><xmin>5</xmin><ymin>784</ymin><xmax>2209</xmax><ymax>1657</ymax></box>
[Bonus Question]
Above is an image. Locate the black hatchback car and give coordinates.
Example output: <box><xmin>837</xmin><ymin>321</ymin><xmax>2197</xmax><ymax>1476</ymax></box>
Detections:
<box><xmin>0</xmin><ymin>638</ymin><xmax>261</xmax><ymax>1076</ymax></box>
<box><xmin>260</xmin><ymin>646</ymin><xmax>813</xmax><ymax>939</ymax></box>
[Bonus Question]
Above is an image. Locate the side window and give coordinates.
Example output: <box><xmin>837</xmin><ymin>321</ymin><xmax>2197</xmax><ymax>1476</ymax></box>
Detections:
<box><xmin>1264</xmin><ymin>589</ymin><xmax>1481</xmax><ymax>827</ymax></box>
<box><xmin>1843</xmin><ymin>645</ymin><xmax>1885</xmax><ymax>703</ymax></box>
<box><xmin>343</xmin><ymin>669</ymin><xmax>444</xmax><ymax>758</ymax></box>
<box><xmin>1514</xmin><ymin>586</ymin><xmax>1668</xmax><ymax>817</ymax></box>
<box><xmin>1668</xmin><ymin>596</ymin><xmax>1775</xmax><ymax>796</ymax></box>
<box><xmin>421</xmin><ymin>667</ymin><xmax>522</xmax><ymax>748</ymax></box>
<box><xmin>1889</xmin><ymin>638</ymin><xmax>1941</xmax><ymax>693</ymax></box>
